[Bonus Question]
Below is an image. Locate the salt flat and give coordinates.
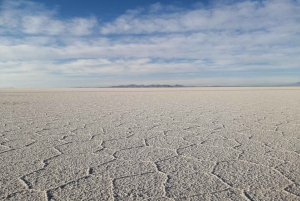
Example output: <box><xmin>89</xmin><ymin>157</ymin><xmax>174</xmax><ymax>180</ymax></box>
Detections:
<box><xmin>0</xmin><ymin>87</ymin><xmax>299</xmax><ymax>201</ymax></box>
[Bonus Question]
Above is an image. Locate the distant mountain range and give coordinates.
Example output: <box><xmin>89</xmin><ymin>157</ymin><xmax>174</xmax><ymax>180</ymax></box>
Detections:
<box><xmin>293</xmin><ymin>82</ymin><xmax>300</xmax><ymax>86</ymax></box>
<box><xmin>73</xmin><ymin>82</ymin><xmax>300</xmax><ymax>88</ymax></box>
<box><xmin>111</xmin><ymin>84</ymin><xmax>185</xmax><ymax>88</ymax></box>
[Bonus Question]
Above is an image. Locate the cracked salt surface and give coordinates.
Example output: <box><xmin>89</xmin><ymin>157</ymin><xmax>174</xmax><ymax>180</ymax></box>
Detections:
<box><xmin>0</xmin><ymin>87</ymin><xmax>300</xmax><ymax>200</ymax></box>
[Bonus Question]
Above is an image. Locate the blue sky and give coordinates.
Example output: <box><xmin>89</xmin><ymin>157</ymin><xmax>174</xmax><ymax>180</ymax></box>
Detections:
<box><xmin>0</xmin><ymin>0</ymin><xmax>299</xmax><ymax>87</ymax></box>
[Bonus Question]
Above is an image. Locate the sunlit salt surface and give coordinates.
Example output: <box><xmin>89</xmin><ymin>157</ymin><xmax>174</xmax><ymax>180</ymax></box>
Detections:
<box><xmin>1</xmin><ymin>87</ymin><xmax>299</xmax><ymax>200</ymax></box>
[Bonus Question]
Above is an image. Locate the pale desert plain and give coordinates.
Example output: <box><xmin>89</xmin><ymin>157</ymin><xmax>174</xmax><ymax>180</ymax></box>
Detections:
<box><xmin>0</xmin><ymin>87</ymin><xmax>299</xmax><ymax>201</ymax></box>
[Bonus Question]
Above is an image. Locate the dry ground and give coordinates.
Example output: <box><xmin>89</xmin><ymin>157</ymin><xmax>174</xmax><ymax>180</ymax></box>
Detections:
<box><xmin>0</xmin><ymin>87</ymin><xmax>299</xmax><ymax>201</ymax></box>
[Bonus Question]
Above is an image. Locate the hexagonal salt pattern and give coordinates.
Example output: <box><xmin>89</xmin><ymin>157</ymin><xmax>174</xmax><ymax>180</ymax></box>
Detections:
<box><xmin>1</xmin><ymin>87</ymin><xmax>299</xmax><ymax>200</ymax></box>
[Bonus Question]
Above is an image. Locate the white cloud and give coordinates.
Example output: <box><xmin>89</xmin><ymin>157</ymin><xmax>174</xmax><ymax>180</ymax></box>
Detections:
<box><xmin>149</xmin><ymin>3</ymin><xmax>163</xmax><ymax>13</ymax></box>
<box><xmin>0</xmin><ymin>0</ymin><xmax>98</xmax><ymax>35</ymax></box>
<box><xmin>0</xmin><ymin>58</ymin><xmax>201</xmax><ymax>76</ymax></box>
<box><xmin>0</xmin><ymin>0</ymin><xmax>299</xmax><ymax>87</ymax></box>
<box><xmin>100</xmin><ymin>0</ymin><xmax>300</xmax><ymax>35</ymax></box>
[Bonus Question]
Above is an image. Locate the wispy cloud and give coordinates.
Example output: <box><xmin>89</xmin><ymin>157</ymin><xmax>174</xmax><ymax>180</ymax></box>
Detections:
<box><xmin>100</xmin><ymin>0</ymin><xmax>300</xmax><ymax>34</ymax></box>
<box><xmin>0</xmin><ymin>0</ymin><xmax>98</xmax><ymax>35</ymax></box>
<box><xmin>0</xmin><ymin>0</ymin><xmax>299</xmax><ymax>87</ymax></box>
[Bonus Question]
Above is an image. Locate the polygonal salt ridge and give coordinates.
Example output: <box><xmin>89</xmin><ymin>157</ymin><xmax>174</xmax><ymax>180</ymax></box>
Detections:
<box><xmin>146</xmin><ymin>136</ymin><xmax>192</xmax><ymax>150</ymax></box>
<box><xmin>266</xmin><ymin>138</ymin><xmax>300</xmax><ymax>153</ymax></box>
<box><xmin>0</xmin><ymin>123</ymin><xmax>39</xmax><ymax>133</ymax></box>
<box><xmin>94</xmin><ymin>159</ymin><xmax>157</xmax><ymax>179</ymax></box>
<box><xmin>245</xmin><ymin>189</ymin><xmax>300</xmax><ymax>201</ymax></box>
<box><xmin>163</xmin><ymin>130</ymin><xmax>196</xmax><ymax>138</ymax></box>
<box><xmin>5</xmin><ymin>190</ymin><xmax>46</xmax><ymax>201</ymax></box>
<box><xmin>29</xmin><ymin>134</ymin><xmax>70</xmax><ymax>148</ymax></box>
<box><xmin>0</xmin><ymin>179</ymin><xmax>27</xmax><ymax>200</ymax></box>
<box><xmin>238</xmin><ymin>155</ymin><xmax>284</xmax><ymax>168</ymax></box>
<box><xmin>72</xmin><ymin>124</ymin><xmax>131</xmax><ymax>134</ymax></box>
<box><xmin>143</xmin><ymin>196</ymin><xmax>174</xmax><ymax>201</ymax></box>
<box><xmin>285</xmin><ymin>183</ymin><xmax>300</xmax><ymax>197</ymax></box>
<box><xmin>0</xmin><ymin>144</ymin><xmax>59</xmax><ymax>167</ymax></box>
<box><xmin>212</xmin><ymin>119</ymin><xmax>251</xmax><ymax>129</ymax></box>
<box><xmin>114</xmin><ymin>146</ymin><xmax>178</xmax><ymax>162</ymax></box>
<box><xmin>239</xmin><ymin>129</ymin><xmax>300</xmax><ymax>152</ymax></box>
<box><xmin>247</xmin><ymin>122</ymin><xmax>282</xmax><ymax>132</ymax></box>
<box><xmin>45</xmin><ymin>153</ymin><xmax>115</xmax><ymax>169</ymax></box>
<box><xmin>0</xmin><ymin>136</ymin><xmax>9</xmax><ymax>143</ymax></box>
<box><xmin>186</xmin><ymin>134</ymin><xmax>240</xmax><ymax>148</ymax></box>
<box><xmin>155</xmin><ymin>156</ymin><xmax>215</xmax><ymax>175</ymax></box>
<box><xmin>0</xmin><ymin>144</ymin><xmax>11</xmax><ymax>153</ymax></box>
<box><xmin>103</xmin><ymin>126</ymin><xmax>133</xmax><ymax>135</ymax></box>
<box><xmin>55</xmin><ymin>140</ymin><xmax>103</xmax><ymax>154</ymax></box>
<box><xmin>70</xmin><ymin>125</ymin><xmax>106</xmax><ymax>136</ymax></box>
<box><xmin>94</xmin><ymin>147</ymin><xmax>117</xmax><ymax>156</ymax></box>
<box><xmin>165</xmin><ymin>171</ymin><xmax>228</xmax><ymax>199</ymax></box>
<box><xmin>276</xmin><ymin>122</ymin><xmax>300</xmax><ymax>135</ymax></box>
<box><xmin>236</xmin><ymin>141</ymin><xmax>285</xmax><ymax>167</ymax></box>
<box><xmin>179</xmin><ymin>188</ymin><xmax>247</xmax><ymax>201</ymax></box>
<box><xmin>265</xmin><ymin>148</ymin><xmax>300</xmax><ymax>163</ymax></box>
<box><xmin>36</xmin><ymin>127</ymin><xmax>70</xmax><ymax>136</ymax></box>
<box><xmin>42</xmin><ymin>119</ymin><xmax>80</xmax><ymax>129</ymax></box>
<box><xmin>212</xmin><ymin>129</ymin><xmax>252</xmax><ymax>141</ymax></box>
<box><xmin>128</xmin><ymin>129</ymin><xmax>165</xmax><ymax>139</ymax></box>
<box><xmin>23</xmin><ymin>165</ymin><xmax>88</xmax><ymax>191</ymax></box>
<box><xmin>102</xmin><ymin>138</ymin><xmax>145</xmax><ymax>150</ymax></box>
<box><xmin>182</xmin><ymin>135</ymin><xmax>205</xmax><ymax>144</ymax></box>
<box><xmin>1</xmin><ymin>138</ymin><xmax>36</xmax><ymax>149</ymax></box>
<box><xmin>213</xmin><ymin>160</ymin><xmax>292</xmax><ymax>191</ymax></box>
<box><xmin>1</xmin><ymin>132</ymin><xmax>41</xmax><ymax>141</ymax></box>
<box><xmin>61</xmin><ymin>133</ymin><xmax>92</xmax><ymax>142</ymax></box>
<box><xmin>91</xmin><ymin>132</ymin><xmax>134</xmax><ymax>141</ymax></box>
<box><xmin>275</xmin><ymin>162</ymin><xmax>300</xmax><ymax>184</ymax></box>
<box><xmin>149</xmin><ymin>122</ymin><xmax>196</xmax><ymax>131</ymax></box>
<box><xmin>113</xmin><ymin>172</ymin><xmax>167</xmax><ymax>201</ymax></box>
<box><xmin>177</xmin><ymin>144</ymin><xmax>240</xmax><ymax>161</ymax></box>
<box><xmin>24</xmin><ymin>154</ymin><xmax>114</xmax><ymax>190</ymax></box>
<box><xmin>47</xmin><ymin>174</ymin><xmax>113</xmax><ymax>201</ymax></box>
<box><xmin>241</xmin><ymin>130</ymin><xmax>285</xmax><ymax>142</ymax></box>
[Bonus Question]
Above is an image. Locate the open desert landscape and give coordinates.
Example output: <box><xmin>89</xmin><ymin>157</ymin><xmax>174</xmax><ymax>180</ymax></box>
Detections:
<box><xmin>0</xmin><ymin>87</ymin><xmax>299</xmax><ymax>201</ymax></box>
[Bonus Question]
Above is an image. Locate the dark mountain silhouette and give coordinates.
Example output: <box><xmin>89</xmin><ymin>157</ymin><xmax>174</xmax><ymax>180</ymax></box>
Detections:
<box><xmin>111</xmin><ymin>84</ymin><xmax>185</xmax><ymax>88</ymax></box>
<box><xmin>294</xmin><ymin>82</ymin><xmax>300</xmax><ymax>86</ymax></box>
